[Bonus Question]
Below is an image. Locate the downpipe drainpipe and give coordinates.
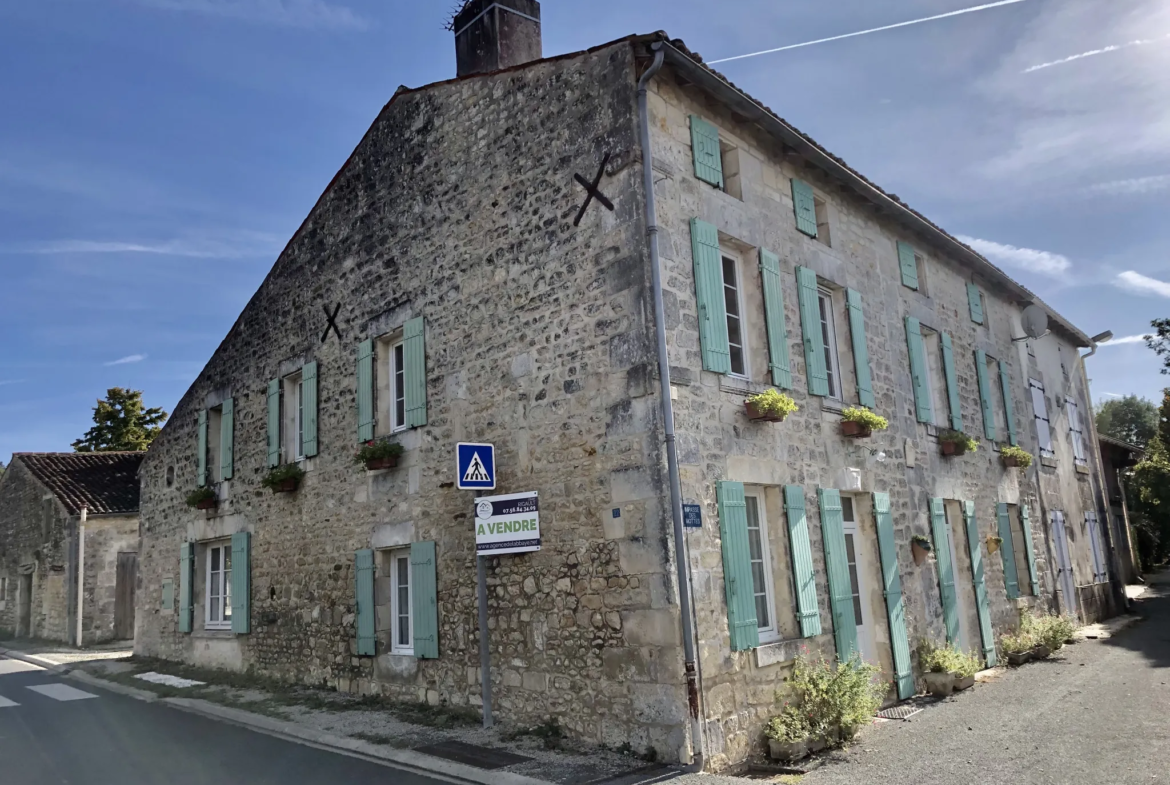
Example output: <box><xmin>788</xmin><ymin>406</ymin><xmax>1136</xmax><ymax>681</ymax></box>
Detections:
<box><xmin>638</xmin><ymin>41</ymin><xmax>704</xmax><ymax>773</ymax></box>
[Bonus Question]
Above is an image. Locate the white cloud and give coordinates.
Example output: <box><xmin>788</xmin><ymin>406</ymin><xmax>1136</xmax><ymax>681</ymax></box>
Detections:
<box><xmin>1101</xmin><ymin>334</ymin><xmax>1151</xmax><ymax>346</ymax></box>
<box><xmin>1083</xmin><ymin>174</ymin><xmax>1170</xmax><ymax>196</ymax></box>
<box><xmin>1115</xmin><ymin>270</ymin><xmax>1170</xmax><ymax>298</ymax></box>
<box><xmin>7</xmin><ymin>232</ymin><xmax>281</xmax><ymax>259</ymax></box>
<box><xmin>127</xmin><ymin>0</ymin><xmax>368</xmax><ymax>31</ymax></box>
<box><xmin>955</xmin><ymin>235</ymin><xmax>1072</xmax><ymax>276</ymax></box>
<box><xmin>104</xmin><ymin>354</ymin><xmax>148</xmax><ymax>366</ymax></box>
<box><xmin>1022</xmin><ymin>33</ymin><xmax>1170</xmax><ymax>73</ymax></box>
<box><xmin>0</xmin><ymin>379</ymin><xmax>27</xmax><ymax>387</ymax></box>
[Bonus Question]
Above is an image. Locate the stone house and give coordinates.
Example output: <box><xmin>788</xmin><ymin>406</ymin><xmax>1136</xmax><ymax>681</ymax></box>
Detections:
<box><xmin>0</xmin><ymin>452</ymin><xmax>142</xmax><ymax>645</ymax></box>
<box><xmin>134</xmin><ymin>2</ymin><xmax>1119</xmax><ymax>770</ymax></box>
<box><xmin>1098</xmin><ymin>435</ymin><xmax>1143</xmax><ymax>585</ymax></box>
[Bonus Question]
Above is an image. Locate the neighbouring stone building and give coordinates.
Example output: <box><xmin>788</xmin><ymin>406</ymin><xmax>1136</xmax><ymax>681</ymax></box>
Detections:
<box><xmin>134</xmin><ymin>2</ymin><xmax>1122</xmax><ymax>771</ymax></box>
<box><xmin>1098</xmin><ymin>435</ymin><xmax>1144</xmax><ymax>585</ymax></box>
<box><xmin>0</xmin><ymin>452</ymin><xmax>142</xmax><ymax>645</ymax></box>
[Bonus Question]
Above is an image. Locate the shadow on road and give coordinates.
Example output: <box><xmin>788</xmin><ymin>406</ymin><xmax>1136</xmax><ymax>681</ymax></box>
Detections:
<box><xmin>1102</xmin><ymin>571</ymin><xmax>1170</xmax><ymax>669</ymax></box>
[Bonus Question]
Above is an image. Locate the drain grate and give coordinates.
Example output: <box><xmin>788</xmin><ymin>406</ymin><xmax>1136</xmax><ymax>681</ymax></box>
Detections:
<box><xmin>876</xmin><ymin>704</ymin><xmax>924</xmax><ymax>720</ymax></box>
<box><xmin>413</xmin><ymin>740</ymin><xmax>532</xmax><ymax>770</ymax></box>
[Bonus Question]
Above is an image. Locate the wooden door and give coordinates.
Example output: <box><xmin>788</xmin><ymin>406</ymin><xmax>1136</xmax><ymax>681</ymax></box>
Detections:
<box><xmin>114</xmin><ymin>552</ymin><xmax>138</xmax><ymax>640</ymax></box>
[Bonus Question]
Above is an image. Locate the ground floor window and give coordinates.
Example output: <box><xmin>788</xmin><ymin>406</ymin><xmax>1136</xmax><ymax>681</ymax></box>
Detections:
<box><xmin>206</xmin><ymin>543</ymin><xmax>232</xmax><ymax>630</ymax></box>
<box><xmin>390</xmin><ymin>548</ymin><xmax>413</xmax><ymax>654</ymax></box>
<box><xmin>744</xmin><ymin>493</ymin><xmax>777</xmax><ymax>641</ymax></box>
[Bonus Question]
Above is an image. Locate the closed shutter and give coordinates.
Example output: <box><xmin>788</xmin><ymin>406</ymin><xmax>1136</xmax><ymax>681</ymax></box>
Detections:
<box><xmin>161</xmin><ymin>579</ymin><xmax>174</xmax><ymax>611</ymax></box>
<box><xmin>975</xmin><ymin>350</ymin><xmax>997</xmax><ymax>441</ymax></box>
<box><xmin>356</xmin><ymin>339</ymin><xmax>375</xmax><ymax>442</ymax></box>
<box><xmin>940</xmin><ymin>333</ymin><xmax>962</xmax><ymax>432</ymax></box>
<box><xmin>689</xmin><ymin>115</ymin><xmax>724</xmax><ymax>189</ymax></box>
<box><xmin>1000</xmin><ymin>361</ymin><xmax>1018</xmax><ymax>446</ymax></box>
<box><xmin>818</xmin><ymin>488</ymin><xmax>858</xmax><ymax>661</ymax></box>
<box><xmin>873</xmin><ymin>492</ymin><xmax>914</xmax><ymax>698</ymax></box>
<box><xmin>1085</xmin><ymin>513</ymin><xmax>1104</xmax><ymax>583</ymax></box>
<box><xmin>846</xmin><ymin>289</ymin><xmax>876</xmax><ymax>409</ymax></box>
<box><xmin>411</xmin><ymin>541</ymin><xmax>439</xmax><ymax>658</ymax></box>
<box><xmin>1021</xmin><ymin>503</ymin><xmax>1040</xmax><ymax>595</ymax></box>
<box><xmin>220</xmin><ymin>397</ymin><xmax>234</xmax><ymax>481</ymax></box>
<box><xmin>718</xmin><ymin>481</ymin><xmax>760</xmax><ymax>651</ymax></box>
<box><xmin>1031</xmin><ymin>380</ymin><xmax>1052</xmax><ymax>455</ymax></box>
<box><xmin>266</xmin><ymin>379</ymin><xmax>280</xmax><ymax>468</ymax></box>
<box><xmin>355</xmin><ymin>549</ymin><xmax>376</xmax><ymax>656</ymax></box>
<box><xmin>197</xmin><ymin>409</ymin><xmax>208</xmax><ymax>487</ymax></box>
<box><xmin>230</xmin><ymin>531</ymin><xmax>251</xmax><ymax>635</ymax></box>
<box><xmin>691</xmin><ymin>219</ymin><xmax>731</xmax><ymax>373</ymax></box>
<box><xmin>797</xmin><ymin>266</ymin><xmax>830</xmax><ymax>396</ymax></box>
<box><xmin>783</xmin><ymin>485</ymin><xmax>822</xmax><ymax>637</ymax></box>
<box><xmin>1068</xmin><ymin>397</ymin><xmax>1086</xmax><ymax>463</ymax></box>
<box><xmin>967</xmin><ymin>283</ymin><xmax>985</xmax><ymax>324</ymax></box>
<box><xmin>996</xmin><ymin>502</ymin><xmax>1021</xmax><ymax>599</ymax></box>
<box><xmin>791</xmin><ymin>178</ymin><xmax>818</xmax><ymax>238</ymax></box>
<box><xmin>964</xmin><ymin>502</ymin><xmax>997</xmax><ymax>666</ymax></box>
<box><xmin>897</xmin><ymin>241</ymin><xmax>919</xmax><ymax>290</ymax></box>
<box><xmin>930</xmin><ymin>498</ymin><xmax>961</xmax><ymax>645</ymax></box>
<box><xmin>302</xmin><ymin>361</ymin><xmax>319</xmax><ymax>457</ymax></box>
<box><xmin>178</xmin><ymin>542</ymin><xmax>193</xmax><ymax>634</ymax></box>
<box><xmin>759</xmin><ymin>249</ymin><xmax>793</xmax><ymax>389</ymax></box>
<box><xmin>404</xmin><ymin>317</ymin><xmax>428</xmax><ymax>428</ymax></box>
<box><xmin>905</xmin><ymin>317</ymin><xmax>933</xmax><ymax>423</ymax></box>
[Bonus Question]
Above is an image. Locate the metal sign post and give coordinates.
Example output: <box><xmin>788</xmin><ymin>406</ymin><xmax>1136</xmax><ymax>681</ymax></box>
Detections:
<box><xmin>476</xmin><ymin>552</ymin><xmax>493</xmax><ymax>728</ymax></box>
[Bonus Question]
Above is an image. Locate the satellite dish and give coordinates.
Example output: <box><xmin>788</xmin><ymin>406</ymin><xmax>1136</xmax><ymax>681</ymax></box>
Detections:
<box><xmin>1021</xmin><ymin>304</ymin><xmax>1049</xmax><ymax>339</ymax></box>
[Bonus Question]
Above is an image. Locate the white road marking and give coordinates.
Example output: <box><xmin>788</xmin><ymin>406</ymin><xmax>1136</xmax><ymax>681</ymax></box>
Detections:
<box><xmin>0</xmin><ymin>695</ymin><xmax>20</xmax><ymax>708</ymax></box>
<box><xmin>25</xmin><ymin>684</ymin><xmax>99</xmax><ymax>702</ymax></box>
<box><xmin>0</xmin><ymin>659</ymin><xmax>45</xmax><ymax>675</ymax></box>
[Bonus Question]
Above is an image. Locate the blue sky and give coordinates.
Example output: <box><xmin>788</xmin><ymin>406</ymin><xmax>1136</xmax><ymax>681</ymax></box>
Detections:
<box><xmin>2</xmin><ymin>0</ymin><xmax>1169</xmax><ymax>461</ymax></box>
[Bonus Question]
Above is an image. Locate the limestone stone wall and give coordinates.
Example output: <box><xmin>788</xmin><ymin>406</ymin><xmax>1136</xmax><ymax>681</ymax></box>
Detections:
<box><xmin>81</xmin><ymin>516</ymin><xmax>138</xmax><ymax>644</ymax></box>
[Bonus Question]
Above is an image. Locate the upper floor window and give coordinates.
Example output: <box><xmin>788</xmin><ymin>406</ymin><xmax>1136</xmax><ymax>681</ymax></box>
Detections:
<box><xmin>722</xmin><ymin>251</ymin><xmax>749</xmax><ymax>378</ymax></box>
<box><xmin>205</xmin><ymin>542</ymin><xmax>232</xmax><ymax>631</ymax></box>
<box><xmin>391</xmin><ymin>339</ymin><xmax>407</xmax><ymax>431</ymax></box>
<box><xmin>1067</xmin><ymin>396</ymin><xmax>1087</xmax><ymax>466</ymax></box>
<box><xmin>283</xmin><ymin>371</ymin><xmax>305</xmax><ymax>462</ymax></box>
<box><xmin>921</xmin><ymin>326</ymin><xmax>949</xmax><ymax>428</ymax></box>
<box><xmin>206</xmin><ymin>405</ymin><xmax>224</xmax><ymax>483</ymax></box>
<box><xmin>1030</xmin><ymin>379</ymin><xmax>1054</xmax><ymax>458</ymax></box>
<box><xmin>817</xmin><ymin>288</ymin><xmax>842</xmax><ymax>399</ymax></box>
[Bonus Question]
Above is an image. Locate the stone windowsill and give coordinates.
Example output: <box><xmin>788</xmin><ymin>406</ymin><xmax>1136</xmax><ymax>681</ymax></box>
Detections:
<box><xmin>1075</xmin><ymin>462</ymin><xmax>1090</xmax><ymax>475</ymax></box>
<box><xmin>719</xmin><ymin>375</ymin><xmax>767</xmax><ymax>397</ymax></box>
<box><xmin>821</xmin><ymin>399</ymin><xmax>844</xmax><ymax>415</ymax></box>
<box><xmin>755</xmin><ymin>637</ymin><xmax>805</xmax><ymax>668</ymax></box>
<box><xmin>1040</xmin><ymin>456</ymin><xmax>1058</xmax><ymax>469</ymax></box>
<box><xmin>191</xmin><ymin>629</ymin><xmax>236</xmax><ymax>640</ymax></box>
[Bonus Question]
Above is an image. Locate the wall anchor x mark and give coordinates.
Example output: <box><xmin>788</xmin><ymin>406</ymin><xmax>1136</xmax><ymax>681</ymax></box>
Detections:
<box><xmin>321</xmin><ymin>303</ymin><xmax>343</xmax><ymax>343</ymax></box>
<box><xmin>573</xmin><ymin>152</ymin><xmax>614</xmax><ymax>227</ymax></box>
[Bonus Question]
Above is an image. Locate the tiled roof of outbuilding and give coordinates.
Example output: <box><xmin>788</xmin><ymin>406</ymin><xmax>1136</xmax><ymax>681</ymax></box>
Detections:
<box><xmin>13</xmin><ymin>452</ymin><xmax>143</xmax><ymax>515</ymax></box>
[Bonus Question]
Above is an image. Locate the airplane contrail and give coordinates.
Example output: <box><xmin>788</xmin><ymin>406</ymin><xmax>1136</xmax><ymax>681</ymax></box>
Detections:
<box><xmin>708</xmin><ymin>0</ymin><xmax>1029</xmax><ymax>65</ymax></box>
<box><xmin>1023</xmin><ymin>34</ymin><xmax>1170</xmax><ymax>73</ymax></box>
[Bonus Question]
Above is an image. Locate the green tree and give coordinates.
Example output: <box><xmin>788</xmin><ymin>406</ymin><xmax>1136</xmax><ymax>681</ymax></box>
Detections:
<box><xmin>1095</xmin><ymin>395</ymin><xmax>1158</xmax><ymax>448</ymax></box>
<box><xmin>1122</xmin><ymin>390</ymin><xmax>1170</xmax><ymax>568</ymax></box>
<box><xmin>72</xmin><ymin>388</ymin><xmax>168</xmax><ymax>452</ymax></box>
<box><xmin>1145</xmin><ymin>318</ymin><xmax>1170</xmax><ymax>374</ymax></box>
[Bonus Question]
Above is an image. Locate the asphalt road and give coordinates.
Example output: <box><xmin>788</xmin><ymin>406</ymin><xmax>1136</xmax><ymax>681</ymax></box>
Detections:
<box><xmin>0</xmin><ymin>657</ymin><xmax>444</xmax><ymax>785</ymax></box>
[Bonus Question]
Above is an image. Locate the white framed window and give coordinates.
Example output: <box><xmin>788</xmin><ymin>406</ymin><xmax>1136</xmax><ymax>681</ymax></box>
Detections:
<box><xmin>744</xmin><ymin>492</ymin><xmax>777</xmax><ymax>641</ymax></box>
<box><xmin>1067</xmin><ymin>396</ymin><xmax>1087</xmax><ymax>465</ymax></box>
<box><xmin>0</xmin><ymin>576</ymin><xmax>7</xmax><ymax>609</ymax></box>
<box><xmin>817</xmin><ymin>288</ymin><xmax>842</xmax><ymax>399</ymax></box>
<box><xmin>921</xmin><ymin>327</ymin><xmax>949</xmax><ymax>428</ymax></box>
<box><xmin>720</xmin><ymin>141</ymin><xmax>743</xmax><ymax>201</ymax></box>
<box><xmin>814</xmin><ymin>194</ymin><xmax>832</xmax><ymax>248</ymax></box>
<box><xmin>721</xmin><ymin>252</ymin><xmax>748</xmax><ymax>377</ymax></box>
<box><xmin>390</xmin><ymin>339</ymin><xmax>407</xmax><ymax>432</ymax></box>
<box><xmin>282</xmin><ymin>372</ymin><xmax>305</xmax><ymax>462</ymax></box>
<box><xmin>205</xmin><ymin>543</ymin><xmax>232</xmax><ymax>630</ymax></box>
<box><xmin>1030</xmin><ymin>379</ymin><xmax>1054</xmax><ymax>458</ymax></box>
<box><xmin>206</xmin><ymin>405</ymin><xmax>223</xmax><ymax>483</ymax></box>
<box><xmin>389</xmin><ymin>548</ymin><xmax>413</xmax><ymax>654</ymax></box>
<box><xmin>840</xmin><ymin>497</ymin><xmax>864</xmax><ymax>625</ymax></box>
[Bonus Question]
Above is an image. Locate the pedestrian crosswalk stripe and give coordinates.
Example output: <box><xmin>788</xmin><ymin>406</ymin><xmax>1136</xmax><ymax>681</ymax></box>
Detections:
<box><xmin>0</xmin><ymin>695</ymin><xmax>19</xmax><ymax>708</ymax></box>
<box><xmin>26</xmin><ymin>684</ymin><xmax>98</xmax><ymax>702</ymax></box>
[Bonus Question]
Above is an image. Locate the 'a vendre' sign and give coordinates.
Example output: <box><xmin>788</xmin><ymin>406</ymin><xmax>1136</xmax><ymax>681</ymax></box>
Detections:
<box><xmin>474</xmin><ymin>491</ymin><xmax>540</xmax><ymax>555</ymax></box>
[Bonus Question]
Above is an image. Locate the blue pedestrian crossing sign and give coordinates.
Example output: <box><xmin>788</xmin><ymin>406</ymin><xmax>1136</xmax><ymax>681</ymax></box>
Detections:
<box><xmin>457</xmin><ymin>443</ymin><xmax>496</xmax><ymax>490</ymax></box>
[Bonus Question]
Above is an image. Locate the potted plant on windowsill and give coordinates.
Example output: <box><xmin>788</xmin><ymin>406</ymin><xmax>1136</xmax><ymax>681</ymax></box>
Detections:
<box><xmin>840</xmin><ymin>406</ymin><xmax>888</xmax><ymax>438</ymax></box>
<box><xmin>355</xmin><ymin>440</ymin><xmax>404</xmax><ymax>471</ymax></box>
<box><xmin>1000</xmin><ymin>445</ymin><xmax>1033</xmax><ymax>469</ymax></box>
<box><xmin>1000</xmin><ymin>631</ymin><xmax>1036</xmax><ymax>667</ymax></box>
<box><xmin>986</xmin><ymin>535</ymin><xmax>1003</xmax><ymax>554</ymax></box>
<box><xmin>744</xmin><ymin>389</ymin><xmax>799</xmax><ymax>423</ymax></box>
<box><xmin>262</xmin><ymin>463</ymin><xmax>306</xmax><ymax>494</ymax></box>
<box><xmin>939</xmin><ymin>430</ymin><xmax>978</xmax><ymax>457</ymax></box>
<box><xmin>911</xmin><ymin>534</ymin><xmax>933</xmax><ymax>566</ymax></box>
<box><xmin>185</xmin><ymin>487</ymin><xmax>217</xmax><ymax>511</ymax></box>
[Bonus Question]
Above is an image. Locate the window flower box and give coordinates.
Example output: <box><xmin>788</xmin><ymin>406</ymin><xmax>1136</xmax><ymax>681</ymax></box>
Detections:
<box><xmin>364</xmin><ymin>457</ymin><xmax>398</xmax><ymax>470</ymax></box>
<box><xmin>744</xmin><ymin>390</ymin><xmax>798</xmax><ymax>423</ymax></box>
<box><xmin>355</xmin><ymin>440</ymin><xmax>404</xmax><ymax>471</ymax></box>
<box><xmin>1000</xmin><ymin>445</ymin><xmax>1034</xmax><ymax>469</ymax></box>
<box><xmin>939</xmin><ymin>430</ymin><xmax>978</xmax><ymax>457</ymax></box>
<box><xmin>262</xmin><ymin>464</ymin><xmax>305</xmax><ymax>495</ymax></box>
<box><xmin>185</xmin><ymin>487</ymin><xmax>217</xmax><ymax>510</ymax></box>
<box><xmin>841</xmin><ymin>420</ymin><xmax>871</xmax><ymax>438</ymax></box>
<box><xmin>911</xmin><ymin>534</ymin><xmax>933</xmax><ymax>566</ymax></box>
<box><xmin>840</xmin><ymin>406</ymin><xmax>887</xmax><ymax>438</ymax></box>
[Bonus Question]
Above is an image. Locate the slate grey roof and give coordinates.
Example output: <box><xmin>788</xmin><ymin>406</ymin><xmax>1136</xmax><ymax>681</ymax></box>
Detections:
<box><xmin>13</xmin><ymin>452</ymin><xmax>144</xmax><ymax>515</ymax></box>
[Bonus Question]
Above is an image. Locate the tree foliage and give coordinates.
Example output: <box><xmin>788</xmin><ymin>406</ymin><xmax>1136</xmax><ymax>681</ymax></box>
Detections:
<box><xmin>72</xmin><ymin>388</ymin><xmax>168</xmax><ymax>452</ymax></box>
<box><xmin>1145</xmin><ymin>318</ymin><xmax>1170</xmax><ymax>375</ymax></box>
<box><xmin>1122</xmin><ymin>390</ymin><xmax>1170</xmax><ymax>568</ymax></box>
<box><xmin>1095</xmin><ymin>395</ymin><xmax>1158</xmax><ymax>448</ymax></box>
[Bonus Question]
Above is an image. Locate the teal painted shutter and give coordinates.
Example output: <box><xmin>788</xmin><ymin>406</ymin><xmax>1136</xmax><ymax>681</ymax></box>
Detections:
<box><xmin>178</xmin><ymin>542</ymin><xmax>193</xmax><ymax>634</ymax></box>
<box><xmin>266</xmin><ymin>379</ymin><xmax>280</xmax><ymax>468</ymax></box>
<box><xmin>783</xmin><ymin>486</ymin><xmax>821</xmax><ymax>637</ymax></box>
<box><xmin>940</xmin><ymin>333</ymin><xmax>963</xmax><ymax>432</ymax></box>
<box><xmin>905</xmin><ymin>317</ymin><xmax>933</xmax><ymax>423</ymax></box>
<box><xmin>1020</xmin><ymin>504</ymin><xmax>1040</xmax><ymax>595</ymax></box>
<box><xmin>930</xmin><ymin>498</ymin><xmax>961</xmax><ymax>645</ymax></box>
<box><xmin>220</xmin><ymin>397</ymin><xmax>234</xmax><ymax>481</ymax></box>
<box><xmin>873</xmin><ymin>492</ymin><xmax>913</xmax><ymax>699</ymax></box>
<box><xmin>975</xmin><ymin>350</ymin><xmax>997</xmax><ymax>441</ymax></box>
<box><xmin>355</xmin><ymin>549</ymin><xmax>376</xmax><ymax>656</ymax></box>
<box><xmin>791</xmin><ymin>178</ymin><xmax>818</xmax><ymax>238</ymax></box>
<box><xmin>411</xmin><ymin>541</ymin><xmax>439</xmax><ymax>659</ymax></box>
<box><xmin>689</xmin><ymin>115</ymin><xmax>724</xmax><ymax>189</ymax></box>
<box><xmin>846</xmin><ymin>289</ymin><xmax>876</xmax><ymax>409</ymax></box>
<box><xmin>717</xmin><ymin>481</ymin><xmax>759</xmax><ymax>651</ymax></box>
<box><xmin>404</xmin><ymin>317</ymin><xmax>428</xmax><ymax>428</ymax></box>
<box><xmin>999</xmin><ymin>360</ymin><xmax>1018</xmax><ymax>446</ymax></box>
<box><xmin>231</xmin><ymin>531</ymin><xmax>251</xmax><ymax>635</ymax></box>
<box><xmin>161</xmin><ymin>579</ymin><xmax>174</xmax><ymax>611</ymax></box>
<box><xmin>818</xmin><ymin>488</ymin><xmax>858</xmax><ymax>661</ymax></box>
<box><xmin>996</xmin><ymin>502</ymin><xmax>1021</xmax><ymax>600</ymax></box>
<box><xmin>797</xmin><ymin>266</ymin><xmax>830</xmax><ymax>396</ymax></box>
<box><xmin>759</xmin><ymin>249</ymin><xmax>793</xmax><ymax>389</ymax></box>
<box><xmin>301</xmin><ymin>361</ymin><xmax>319</xmax><ymax>457</ymax></box>
<box><xmin>897</xmin><ymin>241</ymin><xmax>919</xmax><ymax>290</ymax></box>
<box><xmin>967</xmin><ymin>283</ymin><xmax>985</xmax><ymax>324</ymax></box>
<box><xmin>964</xmin><ymin>502</ymin><xmax>997</xmax><ymax>666</ymax></box>
<box><xmin>197</xmin><ymin>409</ymin><xmax>208</xmax><ymax>487</ymax></box>
<box><xmin>690</xmin><ymin>219</ymin><xmax>731</xmax><ymax>373</ymax></box>
<box><xmin>356</xmin><ymin>339</ymin><xmax>375</xmax><ymax>442</ymax></box>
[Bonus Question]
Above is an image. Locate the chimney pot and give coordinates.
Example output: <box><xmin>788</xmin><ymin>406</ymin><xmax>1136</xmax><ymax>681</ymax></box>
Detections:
<box><xmin>454</xmin><ymin>0</ymin><xmax>542</xmax><ymax>77</ymax></box>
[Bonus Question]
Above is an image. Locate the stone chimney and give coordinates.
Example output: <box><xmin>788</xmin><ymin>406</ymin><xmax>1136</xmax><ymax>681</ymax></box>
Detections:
<box><xmin>453</xmin><ymin>0</ymin><xmax>542</xmax><ymax>77</ymax></box>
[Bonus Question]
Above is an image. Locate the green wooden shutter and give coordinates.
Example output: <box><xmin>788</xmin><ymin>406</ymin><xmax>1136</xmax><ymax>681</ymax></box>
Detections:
<box><xmin>783</xmin><ymin>486</ymin><xmax>821</xmax><ymax>637</ymax></box>
<box><xmin>940</xmin><ymin>333</ymin><xmax>963</xmax><ymax>432</ymax></box>
<box><xmin>964</xmin><ymin>502</ymin><xmax>997</xmax><ymax>666</ymax></box>
<box><xmin>197</xmin><ymin>409</ymin><xmax>208</xmax><ymax>487</ymax></box>
<box><xmin>797</xmin><ymin>266</ymin><xmax>830</xmax><ymax>396</ymax></box>
<box><xmin>792</xmin><ymin>178</ymin><xmax>818</xmax><ymax>238</ymax></box>
<box><xmin>301</xmin><ymin>361</ymin><xmax>319</xmax><ymax>457</ymax></box>
<box><xmin>178</xmin><ymin>542</ymin><xmax>193</xmax><ymax>634</ymax></box>
<box><xmin>411</xmin><ymin>541</ymin><xmax>439</xmax><ymax>659</ymax></box>
<box><xmin>356</xmin><ymin>339</ymin><xmax>375</xmax><ymax>442</ymax></box>
<box><xmin>689</xmin><ymin>115</ymin><xmax>724</xmax><ymax>189</ymax></box>
<box><xmin>266</xmin><ymin>379</ymin><xmax>280</xmax><ymax>468</ymax></box>
<box><xmin>999</xmin><ymin>360</ymin><xmax>1018</xmax><ymax>446</ymax></box>
<box><xmin>718</xmin><ymin>481</ymin><xmax>759</xmax><ymax>651</ymax></box>
<box><xmin>818</xmin><ymin>488</ymin><xmax>858</xmax><ymax>661</ymax></box>
<box><xmin>930</xmin><ymin>498</ymin><xmax>960</xmax><ymax>645</ymax></box>
<box><xmin>1020</xmin><ymin>504</ymin><xmax>1040</xmax><ymax>595</ymax></box>
<box><xmin>759</xmin><ymin>249</ymin><xmax>793</xmax><ymax>389</ymax></box>
<box><xmin>967</xmin><ymin>283</ymin><xmax>985</xmax><ymax>324</ymax></box>
<box><xmin>161</xmin><ymin>579</ymin><xmax>174</xmax><ymax>611</ymax></box>
<box><xmin>220</xmin><ymin>397</ymin><xmax>234</xmax><ymax>481</ymax></box>
<box><xmin>690</xmin><ymin>219</ymin><xmax>731</xmax><ymax>373</ymax></box>
<box><xmin>873</xmin><ymin>492</ymin><xmax>913</xmax><ymax>699</ymax></box>
<box><xmin>996</xmin><ymin>502</ymin><xmax>1021</xmax><ymax>600</ymax></box>
<box><xmin>231</xmin><ymin>531</ymin><xmax>251</xmax><ymax>635</ymax></box>
<box><xmin>897</xmin><ymin>241</ymin><xmax>919</xmax><ymax>290</ymax></box>
<box><xmin>905</xmin><ymin>317</ymin><xmax>933</xmax><ymax>423</ymax></box>
<box><xmin>355</xmin><ymin>548</ymin><xmax>376</xmax><ymax>656</ymax></box>
<box><xmin>975</xmin><ymin>350</ymin><xmax>997</xmax><ymax>441</ymax></box>
<box><xmin>404</xmin><ymin>317</ymin><xmax>428</xmax><ymax>428</ymax></box>
<box><xmin>846</xmin><ymin>289</ymin><xmax>876</xmax><ymax>409</ymax></box>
